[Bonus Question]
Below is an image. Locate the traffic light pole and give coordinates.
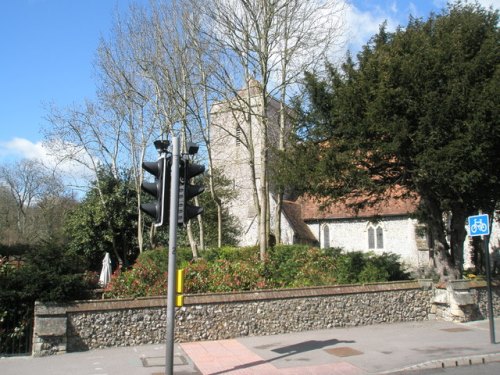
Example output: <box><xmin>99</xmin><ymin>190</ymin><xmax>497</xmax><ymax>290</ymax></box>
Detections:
<box><xmin>165</xmin><ymin>136</ymin><xmax>180</xmax><ymax>375</ymax></box>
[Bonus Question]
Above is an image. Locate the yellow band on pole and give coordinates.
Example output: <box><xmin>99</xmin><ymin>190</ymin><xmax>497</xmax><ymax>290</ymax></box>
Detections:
<box><xmin>176</xmin><ymin>269</ymin><xmax>184</xmax><ymax>294</ymax></box>
<box><xmin>175</xmin><ymin>294</ymin><xmax>184</xmax><ymax>307</ymax></box>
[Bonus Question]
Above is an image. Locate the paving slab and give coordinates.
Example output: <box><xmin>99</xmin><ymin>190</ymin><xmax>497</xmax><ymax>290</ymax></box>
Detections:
<box><xmin>1</xmin><ymin>318</ymin><xmax>499</xmax><ymax>374</ymax></box>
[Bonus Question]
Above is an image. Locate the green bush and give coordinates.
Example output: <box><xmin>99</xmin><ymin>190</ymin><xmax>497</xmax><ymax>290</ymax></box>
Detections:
<box><xmin>184</xmin><ymin>258</ymin><xmax>265</xmax><ymax>293</ymax></box>
<box><xmin>264</xmin><ymin>245</ymin><xmax>338</xmax><ymax>288</ymax></box>
<box><xmin>103</xmin><ymin>246</ymin><xmax>411</xmax><ymax>298</ymax></box>
<box><xmin>359</xmin><ymin>262</ymin><xmax>389</xmax><ymax>283</ymax></box>
<box><xmin>1</xmin><ymin>244</ymin><xmax>96</xmax><ymax>354</ymax></box>
<box><xmin>332</xmin><ymin>251</ymin><xmax>410</xmax><ymax>284</ymax></box>
<box><xmin>334</xmin><ymin>251</ymin><xmax>366</xmax><ymax>284</ymax></box>
<box><xmin>201</xmin><ymin>246</ymin><xmax>258</xmax><ymax>263</ymax></box>
<box><xmin>104</xmin><ymin>256</ymin><xmax>167</xmax><ymax>298</ymax></box>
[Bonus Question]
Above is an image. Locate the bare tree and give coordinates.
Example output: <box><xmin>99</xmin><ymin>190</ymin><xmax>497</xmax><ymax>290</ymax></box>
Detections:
<box><xmin>44</xmin><ymin>98</ymin><xmax>139</xmax><ymax>265</ymax></box>
<box><xmin>272</xmin><ymin>0</ymin><xmax>345</xmax><ymax>243</ymax></box>
<box><xmin>95</xmin><ymin>5</ymin><xmax>161</xmax><ymax>252</ymax></box>
<box><xmin>0</xmin><ymin>159</ymin><xmax>67</xmax><ymax>245</ymax></box>
<box><xmin>203</xmin><ymin>0</ymin><xmax>345</xmax><ymax>259</ymax></box>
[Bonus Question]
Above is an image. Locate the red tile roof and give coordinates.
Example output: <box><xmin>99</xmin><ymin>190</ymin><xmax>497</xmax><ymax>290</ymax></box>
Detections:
<box><xmin>296</xmin><ymin>187</ymin><xmax>419</xmax><ymax>221</ymax></box>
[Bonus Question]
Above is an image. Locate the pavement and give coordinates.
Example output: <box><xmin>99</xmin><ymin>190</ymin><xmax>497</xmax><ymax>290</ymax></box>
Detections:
<box><xmin>1</xmin><ymin>318</ymin><xmax>500</xmax><ymax>375</ymax></box>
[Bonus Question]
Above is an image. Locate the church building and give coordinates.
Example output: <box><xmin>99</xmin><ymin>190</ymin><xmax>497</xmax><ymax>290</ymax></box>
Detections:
<box><xmin>210</xmin><ymin>81</ymin><xmax>498</xmax><ymax>271</ymax></box>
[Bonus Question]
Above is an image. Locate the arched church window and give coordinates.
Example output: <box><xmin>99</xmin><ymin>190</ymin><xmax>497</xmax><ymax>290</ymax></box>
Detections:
<box><xmin>376</xmin><ymin>226</ymin><xmax>384</xmax><ymax>249</ymax></box>
<box><xmin>236</xmin><ymin>126</ymin><xmax>241</xmax><ymax>146</ymax></box>
<box><xmin>367</xmin><ymin>222</ymin><xmax>384</xmax><ymax>250</ymax></box>
<box><xmin>368</xmin><ymin>226</ymin><xmax>375</xmax><ymax>249</ymax></box>
<box><xmin>322</xmin><ymin>225</ymin><xmax>330</xmax><ymax>248</ymax></box>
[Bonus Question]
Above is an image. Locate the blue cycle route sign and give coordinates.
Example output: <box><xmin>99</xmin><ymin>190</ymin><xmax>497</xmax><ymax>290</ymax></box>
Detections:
<box><xmin>468</xmin><ymin>214</ymin><xmax>490</xmax><ymax>237</ymax></box>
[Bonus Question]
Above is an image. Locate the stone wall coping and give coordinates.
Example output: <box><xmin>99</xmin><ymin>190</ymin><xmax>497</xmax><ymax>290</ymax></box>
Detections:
<box><xmin>35</xmin><ymin>280</ymin><xmax>425</xmax><ymax>316</ymax></box>
<box><xmin>184</xmin><ymin>280</ymin><xmax>424</xmax><ymax>305</ymax></box>
<box><xmin>434</xmin><ymin>279</ymin><xmax>499</xmax><ymax>290</ymax></box>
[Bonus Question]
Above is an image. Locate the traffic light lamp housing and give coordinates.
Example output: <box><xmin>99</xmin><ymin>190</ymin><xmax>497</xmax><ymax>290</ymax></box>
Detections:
<box><xmin>178</xmin><ymin>158</ymin><xmax>205</xmax><ymax>225</ymax></box>
<box><xmin>141</xmin><ymin>155</ymin><xmax>171</xmax><ymax>227</ymax></box>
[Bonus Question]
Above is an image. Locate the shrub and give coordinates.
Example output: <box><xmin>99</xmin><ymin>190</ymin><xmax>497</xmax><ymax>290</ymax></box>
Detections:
<box><xmin>201</xmin><ymin>246</ymin><xmax>258</xmax><ymax>263</ymax></box>
<box><xmin>264</xmin><ymin>245</ymin><xmax>310</xmax><ymax>287</ymax></box>
<box><xmin>184</xmin><ymin>258</ymin><xmax>265</xmax><ymax>293</ymax></box>
<box><xmin>359</xmin><ymin>262</ymin><xmax>389</xmax><ymax>283</ymax></box>
<box><xmin>104</xmin><ymin>257</ymin><xmax>167</xmax><ymax>298</ymax></box>
<box><xmin>1</xmin><ymin>244</ymin><xmax>95</xmax><ymax>354</ymax></box>
<box><xmin>265</xmin><ymin>246</ymin><xmax>338</xmax><ymax>288</ymax></box>
<box><xmin>333</xmin><ymin>251</ymin><xmax>409</xmax><ymax>284</ymax></box>
<box><xmin>333</xmin><ymin>251</ymin><xmax>366</xmax><ymax>284</ymax></box>
<box><xmin>103</xmin><ymin>246</ymin><xmax>411</xmax><ymax>298</ymax></box>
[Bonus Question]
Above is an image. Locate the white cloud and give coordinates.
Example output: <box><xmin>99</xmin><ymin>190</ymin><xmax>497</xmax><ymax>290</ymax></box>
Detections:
<box><xmin>337</xmin><ymin>2</ymin><xmax>399</xmax><ymax>59</ymax></box>
<box><xmin>434</xmin><ymin>0</ymin><xmax>500</xmax><ymax>10</ymax></box>
<box><xmin>339</xmin><ymin>0</ymin><xmax>498</xmax><ymax>62</ymax></box>
<box><xmin>477</xmin><ymin>0</ymin><xmax>500</xmax><ymax>9</ymax></box>
<box><xmin>0</xmin><ymin>137</ymin><xmax>47</xmax><ymax>160</ymax></box>
<box><xmin>390</xmin><ymin>1</ymin><xmax>398</xmax><ymax>14</ymax></box>
<box><xmin>0</xmin><ymin>137</ymin><xmax>93</xmax><ymax>191</ymax></box>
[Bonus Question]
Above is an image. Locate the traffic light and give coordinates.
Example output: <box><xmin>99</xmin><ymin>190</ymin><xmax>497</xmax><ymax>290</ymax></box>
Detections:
<box><xmin>178</xmin><ymin>144</ymin><xmax>205</xmax><ymax>224</ymax></box>
<box><xmin>141</xmin><ymin>154</ymin><xmax>170</xmax><ymax>227</ymax></box>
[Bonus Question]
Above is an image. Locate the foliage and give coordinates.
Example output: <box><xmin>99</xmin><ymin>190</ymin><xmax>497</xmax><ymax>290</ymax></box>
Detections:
<box><xmin>11</xmin><ymin>244</ymin><xmax>96</xmax><ymax>302</ymax></box>
<box><xmin>103</xmin><ymin>257</ymin><xmax>167</xmax><ymax>298</ymax></box>
<box><xmin>184</xmin><ymin>258</ymin><xmax>266</xmax><ymax>293</ymax></box>
<box><xmin>64</xmin><ymin>167</ymin><xmax>139</xmax><ymax>270</ymax></box>
<box><xmin>0</xmin><ymin>244</ymin><xmax>96</xmax><ymax>354</ymax></box>
<box><xmin>263</xmin><ymin>245</ymin><xmax>336</xmax><ymax>287</ymax></box>
<box><xmin>104</xmin><ymin>245</ymin><xmax>411</xmax><ymax>298</ymax></box>
<box><xmin>281</xmin><ymin>1</ymin><xmax>500</xmax><ymax>279</ymax></box>
<box><xmin>202</xmin><ymin>246</ymin><xmax>258</xmax><ymax>263</ymax></box>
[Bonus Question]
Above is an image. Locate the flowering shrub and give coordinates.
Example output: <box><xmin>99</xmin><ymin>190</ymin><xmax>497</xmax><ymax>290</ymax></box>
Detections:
<box><xmin>104</xmin><ymin>257</ymin><xmax>167</xmax><ymax>298</ymax></box>
<box><xmin>103</xmin><ymin>245</ymin><xmax>410</xmax><ymax>298</ymax></box>
<box><xmin>183</xmin><ymin>258</ymin><xmax>266</xmax><ymax>293</ymax></box>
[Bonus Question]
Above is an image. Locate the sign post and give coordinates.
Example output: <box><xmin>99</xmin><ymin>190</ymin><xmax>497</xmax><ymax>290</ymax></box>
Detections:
<box><xmin>468</xmin><ymin>213</ymin><xmax>495</xmax><ymax>344</ymax></box>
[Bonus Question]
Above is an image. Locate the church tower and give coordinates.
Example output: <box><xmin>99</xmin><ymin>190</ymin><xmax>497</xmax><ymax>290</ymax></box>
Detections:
<box><xmin>210</xmin><ymin>80</ymin><xmax>284</xmax><ymax>246</ymax></box>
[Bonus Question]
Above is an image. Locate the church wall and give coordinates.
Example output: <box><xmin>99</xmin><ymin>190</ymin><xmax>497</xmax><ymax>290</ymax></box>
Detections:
<box><xmin>210</xmin><ymin>90</ymin><xmax>288</xmax><ymax>248</ymax></box>
<box><xmin>306</xmin><ymin>216</ymin><xmax>427</xmax><ymax>269</ymax></box>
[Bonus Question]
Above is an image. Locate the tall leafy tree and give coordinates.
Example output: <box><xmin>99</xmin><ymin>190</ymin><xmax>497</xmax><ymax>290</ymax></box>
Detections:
<box><xmin>64</xmin><ymin>168</ymin><xmax>139</xmax><ymax>270</ymax></box>
<box><xmin>283</xmin><ymin>2</ymin><xmax>499</xmax><ymax>279</ymax></box>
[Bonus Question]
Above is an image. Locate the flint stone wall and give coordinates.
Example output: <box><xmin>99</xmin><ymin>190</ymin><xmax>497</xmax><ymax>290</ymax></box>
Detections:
<box><xmin>431</xmin><ymin>280</ymin><xmax>500</xmax><ymax>322</ymax></box>
<box><xmin>33</xmin><ymin>280</ymin><xmax>432</xmax><ymax>356</ymax></box>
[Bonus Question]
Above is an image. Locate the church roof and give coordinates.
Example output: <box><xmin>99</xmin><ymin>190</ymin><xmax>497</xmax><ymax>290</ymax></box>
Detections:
<box><xmin>281</xmin><ymin>200</ymin><xmax>318</xmax><ymax>244</ymax></box>
<box><xmin>297</xmin><ymin>186</ymin><xmax>419</xmax><ymax>221</ymax></box>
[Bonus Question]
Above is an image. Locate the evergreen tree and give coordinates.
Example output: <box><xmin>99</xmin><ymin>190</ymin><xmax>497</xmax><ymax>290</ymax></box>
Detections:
<box><xmin>64</xmin><ymin>168</ymin><xmax>139</xmax><ymax>270</ymax></box>
<box><xmin>282</xmin><ymin>1</ymin><xmax>499</xmax><ymax>279</ymax></box>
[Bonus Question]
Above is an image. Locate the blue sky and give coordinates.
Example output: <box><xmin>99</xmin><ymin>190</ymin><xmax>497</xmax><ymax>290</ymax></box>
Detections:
<box><xmin>0</xmin><ymin>0</ymin><xmax>497</xmax><ymax>165</ymax></box>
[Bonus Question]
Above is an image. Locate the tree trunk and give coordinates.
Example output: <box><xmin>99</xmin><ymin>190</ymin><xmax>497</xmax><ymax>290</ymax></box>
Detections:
<box><xmin>422</xmin><ymin>193</ymin><xmax>460</xmax><ymax>280</ymax></box>
<box><xmin>450</xmin><ymin>204</ymin><xmax>468</xmax><ymax>276</ymax></box>
<box><xmin>259</xmin><ymin>90</ymin><xmax>269</xmax><ymax>261</ymax></box>
<box><xmin>187</xmin><ymin>221</ymin><xmax>199</xmax><ymax>259</ymax></box>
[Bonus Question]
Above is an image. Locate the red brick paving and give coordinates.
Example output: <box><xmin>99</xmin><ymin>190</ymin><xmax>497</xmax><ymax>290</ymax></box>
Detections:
<box><xmin>180</xmin><ymin>340</ymin><xmax>365</xmax><ymax>375</ymax></box>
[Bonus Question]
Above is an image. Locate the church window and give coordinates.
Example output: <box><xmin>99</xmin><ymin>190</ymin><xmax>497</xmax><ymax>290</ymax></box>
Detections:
<box><xmin>376</xmin><ymin>226</ymin><xmax>384</xmax><ymax>249</ymax></box>
<box><xmin>368</xmin><ymin>227</ymin><xmax>375</xmax><ymax>249</ymax></box>
<box><xmin>367</xmin><ymin>223</ymin><xmax>384</xmax><ymax>250</ymax></box>
<box><xmin>322</xmin><ymin>225</ymin><xmax>330</xmax><ymax>248</ymax></box>
<box><xmin>236</xmin><ymin>126</ymin><xmax>241</xmax><ymax>146</ymax></box>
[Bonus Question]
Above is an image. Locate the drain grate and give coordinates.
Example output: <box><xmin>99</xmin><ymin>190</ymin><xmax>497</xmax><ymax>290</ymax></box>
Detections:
<box><xmin>441</xmin><ymin>327</ymin><xmax>471</xmax><ymax>333</ymax></box>
<box><xmin>325</xmin><ymin>347</ymin><xmax>363</xmax><ymax>357</ymax></box>
<box><xmin>142</xmin><ymin>355</ymin><xmax>188</xmax><ymax>367</ymax></box>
